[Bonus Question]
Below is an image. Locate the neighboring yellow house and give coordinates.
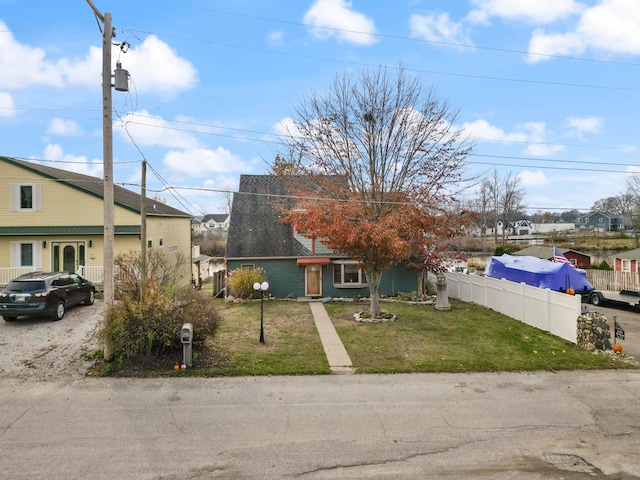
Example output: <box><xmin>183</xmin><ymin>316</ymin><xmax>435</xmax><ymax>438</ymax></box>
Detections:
<box><xmin>0</xmin><ymin>156</ymin><xmax>193</xmax><ymax>287</ymax></box>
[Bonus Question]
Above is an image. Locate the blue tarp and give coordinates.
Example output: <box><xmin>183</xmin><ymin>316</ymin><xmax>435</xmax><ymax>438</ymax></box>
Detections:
<box><xmin>485</xmin><ymin>254</ymin><xmax>594</xmax><ymax>293</ymax></box>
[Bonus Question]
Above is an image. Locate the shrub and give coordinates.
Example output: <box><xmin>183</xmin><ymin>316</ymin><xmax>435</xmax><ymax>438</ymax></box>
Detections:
<box><xmin>466</xmin><ymin>257</ymin><xmax>487</xmax><ymax>271</ymax></box>
<box><xmin>114</xmin><ymin>249</ymin><xmax>188</xmax><ymax>300</ymax></box>
<box><xmin>228</xmin><ymin>267</ymin><xmax>267</xmax><ymax>299</ymax></box>
<box><xmin>597</xmin><ymin>260</ymin><xmax>612</xmax><ymax>270</ymax></box>
<box><xmin>493</xmin><ymin>245</ymin><xmax>511</xmax><ymax>256</ymax></box>
<box><xmin>99</xmin><ymin>288</ymin><xmax>221</xmax><ymax>359</ymax></box>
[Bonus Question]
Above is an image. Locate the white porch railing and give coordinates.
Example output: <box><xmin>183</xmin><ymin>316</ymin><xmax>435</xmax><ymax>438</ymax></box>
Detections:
<box><xmin>0</xmin><ymin>267</ymin><xmax>38</xmax><ymax>285</ymax></box>
<box><xmin>0</xmin><ymin>266</ymin><xmax>104</xmax><ymax>287</ymax></box>
<box><xmin>76</xmin><ymin>266</ymin><xmax>104</xmax><ymax>285</ymax></box>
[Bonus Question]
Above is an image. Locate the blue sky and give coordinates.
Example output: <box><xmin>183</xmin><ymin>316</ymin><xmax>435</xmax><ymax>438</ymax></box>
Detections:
<box><xmin>2</xmin><ymin>0</ymin><xmax>640</xmax><ymax>217</ymax></box>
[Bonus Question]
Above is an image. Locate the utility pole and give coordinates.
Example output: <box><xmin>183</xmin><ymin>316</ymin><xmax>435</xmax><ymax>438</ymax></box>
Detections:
<box><xmin>87</xmin><ymin>0</ymin><xmax>116</xmax><ymax>361</ymax></box>
<box><xmin>140</xmin><ymin>160</ymin><xmax>147</xmax><ymax>300</ymax></box>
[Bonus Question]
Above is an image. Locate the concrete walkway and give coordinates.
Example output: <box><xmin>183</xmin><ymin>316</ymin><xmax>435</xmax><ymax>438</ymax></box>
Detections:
<box><xmin>307</xmin><ymin>302</ymin><xmax>355</xmax><ymax>374</ymax></box>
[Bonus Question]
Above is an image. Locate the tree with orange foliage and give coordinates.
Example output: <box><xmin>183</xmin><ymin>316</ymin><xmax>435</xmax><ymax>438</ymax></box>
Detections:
<box><xmin>276</xmin><ymin>66</ymin><xmax>473</xmax><ymax>316</ymax></box>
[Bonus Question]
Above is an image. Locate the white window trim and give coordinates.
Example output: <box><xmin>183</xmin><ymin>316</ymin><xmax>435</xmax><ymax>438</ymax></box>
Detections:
<box><xmin>10</xmin><ymin>241</ymin><xmax>43</xmax><ymax>268</ymax></box>
<box><xmin>333</xmin><ymin>261</ymin><xmax>365</xmax><ymax>288</ymax></box>
<box><xmin>10</xmin><ymin>183</ymin><xmax>42</xmax><ymax>212</ymax></box>
<box><xmin>622</xmin><ymin>259</ymin><xmax>631</xmax><ymax>273</ymax></box>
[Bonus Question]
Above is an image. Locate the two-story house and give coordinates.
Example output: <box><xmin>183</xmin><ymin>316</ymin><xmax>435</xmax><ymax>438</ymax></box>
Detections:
<box><xmin>575</xmin><ymin>211</ymin><xmax>624</xmax><ymax>232</ymax></box>
<box><xmin>0</xmin><ymin>156</ymin><xmax>193</xmax><ymax>286</ymax></box>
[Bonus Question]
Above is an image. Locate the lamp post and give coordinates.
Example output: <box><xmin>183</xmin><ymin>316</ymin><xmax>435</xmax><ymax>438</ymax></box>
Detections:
<box><xmin>253</xmin><ymin>281</ymin><xmax>269</xmax><ymax>344</ymax></box>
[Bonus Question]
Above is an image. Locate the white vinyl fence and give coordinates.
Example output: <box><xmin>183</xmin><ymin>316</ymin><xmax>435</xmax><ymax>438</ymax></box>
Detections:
<box><xmin>446</xmin><ymin>272</ymin><xmax>581</xmax><ymax>344</ymax></box>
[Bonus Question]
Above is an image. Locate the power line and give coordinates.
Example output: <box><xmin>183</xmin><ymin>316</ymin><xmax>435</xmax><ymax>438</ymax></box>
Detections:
<box><xmin>199</xmin><ymin>8</ymin><xmax>640</xmax><ymax>68</ymax></box>
<box><xmin>124</xmin><ymin>29</ymin><xmax>640</xmax><ymax>93</ymax></box>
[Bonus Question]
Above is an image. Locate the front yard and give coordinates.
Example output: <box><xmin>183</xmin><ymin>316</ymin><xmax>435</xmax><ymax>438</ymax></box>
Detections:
<box><xmin>105</xmin><ymin>298</ymin><xmax>635</xmax><ymax>377</ymax></box>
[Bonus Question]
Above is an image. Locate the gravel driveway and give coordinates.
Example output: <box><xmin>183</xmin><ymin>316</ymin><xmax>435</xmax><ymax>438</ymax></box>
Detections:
<box><xmin>0</xmin><ymin>301</ymin><xmax>103</xmax><ymax>381</ymax></box>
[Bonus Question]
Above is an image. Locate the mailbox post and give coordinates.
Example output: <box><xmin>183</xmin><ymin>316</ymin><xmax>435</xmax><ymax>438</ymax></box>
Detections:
<box><xmin>181</xmin><ymin>323</ymin><xmax>193</xmax><ymax>367</ymax></box>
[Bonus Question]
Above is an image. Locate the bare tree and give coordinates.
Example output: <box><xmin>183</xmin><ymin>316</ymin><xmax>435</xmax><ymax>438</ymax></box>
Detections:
<box><xmin>220</xmin><ymin>183</ymin><xmax>237</xmax><ymax>214</ymax></box>
<box><xmin>277</xmin><ymin>66</ymin><xmax>473</xmax><ymax>316</ymax></box>
<box><xmin>500</xmin><ymin>172</ymin><xmax>527</xmax><ymax>244</ymax></box>
<box><xmin>479</xmin><ymin>170</ymin><xmax>526</xmax><ymax>246</ymax></box>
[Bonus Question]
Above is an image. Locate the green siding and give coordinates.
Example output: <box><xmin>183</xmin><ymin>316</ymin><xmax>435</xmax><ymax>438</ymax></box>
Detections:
<box><xmin>227</xmin><ymin>260</ymin><xmax>418</xmax><ymax>298</ymax></box>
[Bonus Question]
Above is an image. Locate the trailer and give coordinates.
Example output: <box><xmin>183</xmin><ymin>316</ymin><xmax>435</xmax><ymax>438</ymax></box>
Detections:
<box><xmin>588</xmin><ymin>289</ymin><xmax>640</xmax><ymax>308</ymax></box>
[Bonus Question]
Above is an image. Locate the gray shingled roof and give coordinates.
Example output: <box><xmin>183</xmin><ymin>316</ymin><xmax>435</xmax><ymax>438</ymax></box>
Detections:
<box><xmin>201</xmin><ymin>213</ymin><xmax>229</xmax><ymax>223</ymax></box>
<box><xmin>225</xmin><ymin>175</ymin><xmax>317</xmax><ymax>259</ymax></box>
<box><xmin>1</xmin><ymin>156</ymin><xmax>190</xmax><ymax>217</ymax></box>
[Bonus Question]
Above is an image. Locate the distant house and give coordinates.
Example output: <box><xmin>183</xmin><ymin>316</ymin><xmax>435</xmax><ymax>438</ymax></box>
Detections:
<box><xmin>613</xmin><ymin>248</ymin><xmax>640</xmax><ymax>273</ymax></box>
<box><xmin>513</xmin><ymin>246</ymin><xmax>591</xmax><ymax>269</ymax></box>
<box><xmin>575</xmin><ymin>211</ymin><xmax>624</xmax><ymax>232</ymax></box>
<box><xmin>480</xmin><ymin>219</ymin><xmax>573</xmax><ymax>238</ymax></box>
<box><xmin>0</xmin><ymin>156</ymin><xmax>193</xmax><ymax>286</ymax></box>
<box><xmin>191</xmin><ymin>218</ymin><xmax>206</xmax><ymax>235</ymax></box>
<box><xmin>225</xmin><ymin>175</ymin><xmax>418</xmax><ymax>299</ymax></box>
<box><xmin>201</xmin><ymin>213</ymin><xmax>230</xmax><ymax>231</ymax></box>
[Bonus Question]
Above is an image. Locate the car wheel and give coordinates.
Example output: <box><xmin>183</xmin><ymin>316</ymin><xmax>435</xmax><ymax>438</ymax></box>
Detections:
<box><xmin>590</xmin><ymin>292</ymin><xmax>602</xmax><ymax>306</ymax></box>
<box><xmin>83</xmin><ymin>290</ymin><xmax>95</xmax><ymax>306</ymax></box>
<box><xmin>3</xmin><ymin>316</ymin><xmax>17</xmax><ymax>322</ymax></box>
<box><xmin>52</xmin><ymin>300</ymin><xmax>66</xmax><ymax>321</ymax></box>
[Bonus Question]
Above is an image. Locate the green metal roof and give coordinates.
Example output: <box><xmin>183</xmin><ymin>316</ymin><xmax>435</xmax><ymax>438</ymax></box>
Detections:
<box><xmin>0</xmin><ymin>225</ymin><xmax>141</xmax><ymax>236</ymax></box>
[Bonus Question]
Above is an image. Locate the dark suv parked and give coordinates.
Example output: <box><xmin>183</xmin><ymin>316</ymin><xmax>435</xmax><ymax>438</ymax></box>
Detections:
<box><xmin>0</xmin><ymin>271</ymin><xmax>95</xmax><ymax>322</ymax></box>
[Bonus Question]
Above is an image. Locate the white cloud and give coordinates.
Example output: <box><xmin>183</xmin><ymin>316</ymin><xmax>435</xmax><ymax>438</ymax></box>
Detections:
<box><xmin>273</xmin><ymin>117</ymin><xmax>301</xmax><ymax>137</ymax></box>
<box><xmin>303</xmin><ymin>0</ymin><xmax>377</xmax><ymax>45</ymax></box>
<box><xmin>0</xmin><ymin>20</ymin><xmax>64</xmax><ymax>89</ymax></box>
<box><xmin>527</xmin><ymin>0</ymin><xmax>640</xmax><ymax>62</ymax></box>
<box><xmin>163</xmin><ymin>147</ymin><xmax>249</xmax><ymax>176</ymax></box>
<box><xmin>46</xmin><ymin>118</ymin><xmax>82</xmax><ymax>136</ymax></box>
<box><xmin>516</xmin><ymin>170</ymin><xmax>549</xmax><ymax>186</ymax></box>
<box><xmin>409</xmin><ymin>13</ymin><xmax>473</xmax><ymax>46</ymax></box>
<box><xmin>267</xmin><ymin>30</ymin><xmax>285</xmax><ymax>46</ymax></box>
<box><xmin>524</xmin><ymin>142</ymin><xmax>564</xmax><ymax>156</ymax></box>
<box><xmin>462</xmin><ymin>119</ymin><xmax>565</xmax><ymax>157</ymax></box>
<box><xmin>461</xmin><ymin>119</ymin><xmax>529</xmax><ymax>142</ymax></box>
<box><xmin>466</xmin><ymin>0</ymin><xmax>582</xmax><ymax>25</ymax></box>
<box><xmin>564</xmin><ymin>115</ymin><xmax>603</xmax><ymax>136</ymax></box>
<box><xmin>121</xmin><ymin>35</ymin><xmax>198</xmax><ymax>97</ymax></box>
<box><xmin>42</xmin><ymin>144</ymin><xmax>103</xmax><ymax>177</ymax></box>
<box><xmin>0</xmin><ymin>91</ymin><xmax>14</xmax><ymax>116</ymax></box>
<box><xmin>115</xmin><ymin>110</ymin><xmax>200</xmax><ymax>150</ymax></box>
<box><xmin>0</xmin><ymin>21</ymin><xmax>196</xmax><ymax>96</ymax></box>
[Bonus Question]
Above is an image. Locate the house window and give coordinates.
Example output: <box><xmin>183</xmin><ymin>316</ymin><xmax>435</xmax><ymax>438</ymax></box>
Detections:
<box><xmin>333</xmin><ymin>262</ymin><xmax>364</xmax><ymax>287</ymax></box>
<box><xmin>10</xmin><ymin>184</ymin><xmax>42</xmax><ymax>211</ymax></box>
<box><xmin>21</xmin><ymin>243</ymin><xmax>34</xmax><ymax>267</ymax></box>
<box><xmin>21</xmin><ymin>186</ymin><xmax>33</xmax><ymax>209</ymax></box>
<box><xmin>240</xmin><ymin>264</ymin><xmax>255</xmax><ymax>270</ymax></box>
<box><xmin>622</xmin><ymin>259</ymin><xmax>631</xmax><ymax>273</ymax></box>
<box><xmin>147</xmin><ymin>239</ymin><xmax>153</xmax><ymax>249</ymax></box>
<box><xmin>159</xmin><ymin>237</ymin><xmax>164</xmax><ymax>248</ymax></box>
<box><xmin>10</xmin><ymin>241</ymin><xmax>41</xmax><ymax>268</ymax></box>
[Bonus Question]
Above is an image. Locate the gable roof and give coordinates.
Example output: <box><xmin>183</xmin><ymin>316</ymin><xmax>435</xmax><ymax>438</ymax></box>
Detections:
<box><xmin>1</xmin><ymin>156</ymin><xmax>190</xmax><ymax>218</ymax></box>
<box><xmin>226</xmin><ymin>175</ymin><xmax>309</xmax><ymax>258</ymax></box>
<box><xmin>226</xmin><ymin>174</ymin><xmax>347</xmax><ymax>259</ymax></box>
<box><xmin>201</xmin><ymin>213</ymin><xmax>229</xmax><ymax>223</ymax></box>
<box><xmin>615</xmin><ymin>248</ymin><xmax>640</xmax><ymax>260</ymax></box>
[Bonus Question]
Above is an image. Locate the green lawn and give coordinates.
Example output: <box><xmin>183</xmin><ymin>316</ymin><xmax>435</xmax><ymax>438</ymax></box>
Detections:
<box><xmin>197</xmin><ymin>298</ymin><xmax>633</xmax><ymax>376</ymax></box>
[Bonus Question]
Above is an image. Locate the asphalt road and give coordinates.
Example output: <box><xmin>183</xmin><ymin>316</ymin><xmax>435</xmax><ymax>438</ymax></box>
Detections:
<box><xmin>1</xmin><ymin>371</ymin><xmax>639</xmax><ymax>480</ymax></box>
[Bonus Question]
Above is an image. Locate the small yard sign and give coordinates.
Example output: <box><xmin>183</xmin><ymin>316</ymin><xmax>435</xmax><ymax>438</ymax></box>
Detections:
<box><xmin>614</xmin><ymin>319</ymin><xmax>626</xmax><ymax>341</ymax></box>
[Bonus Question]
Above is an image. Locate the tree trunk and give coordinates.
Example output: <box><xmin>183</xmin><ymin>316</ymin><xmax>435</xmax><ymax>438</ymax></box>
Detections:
<box><xmin>367</xmin><ymin>270</ymin><xmax>383</xmax><ymax>317</ymax></box>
